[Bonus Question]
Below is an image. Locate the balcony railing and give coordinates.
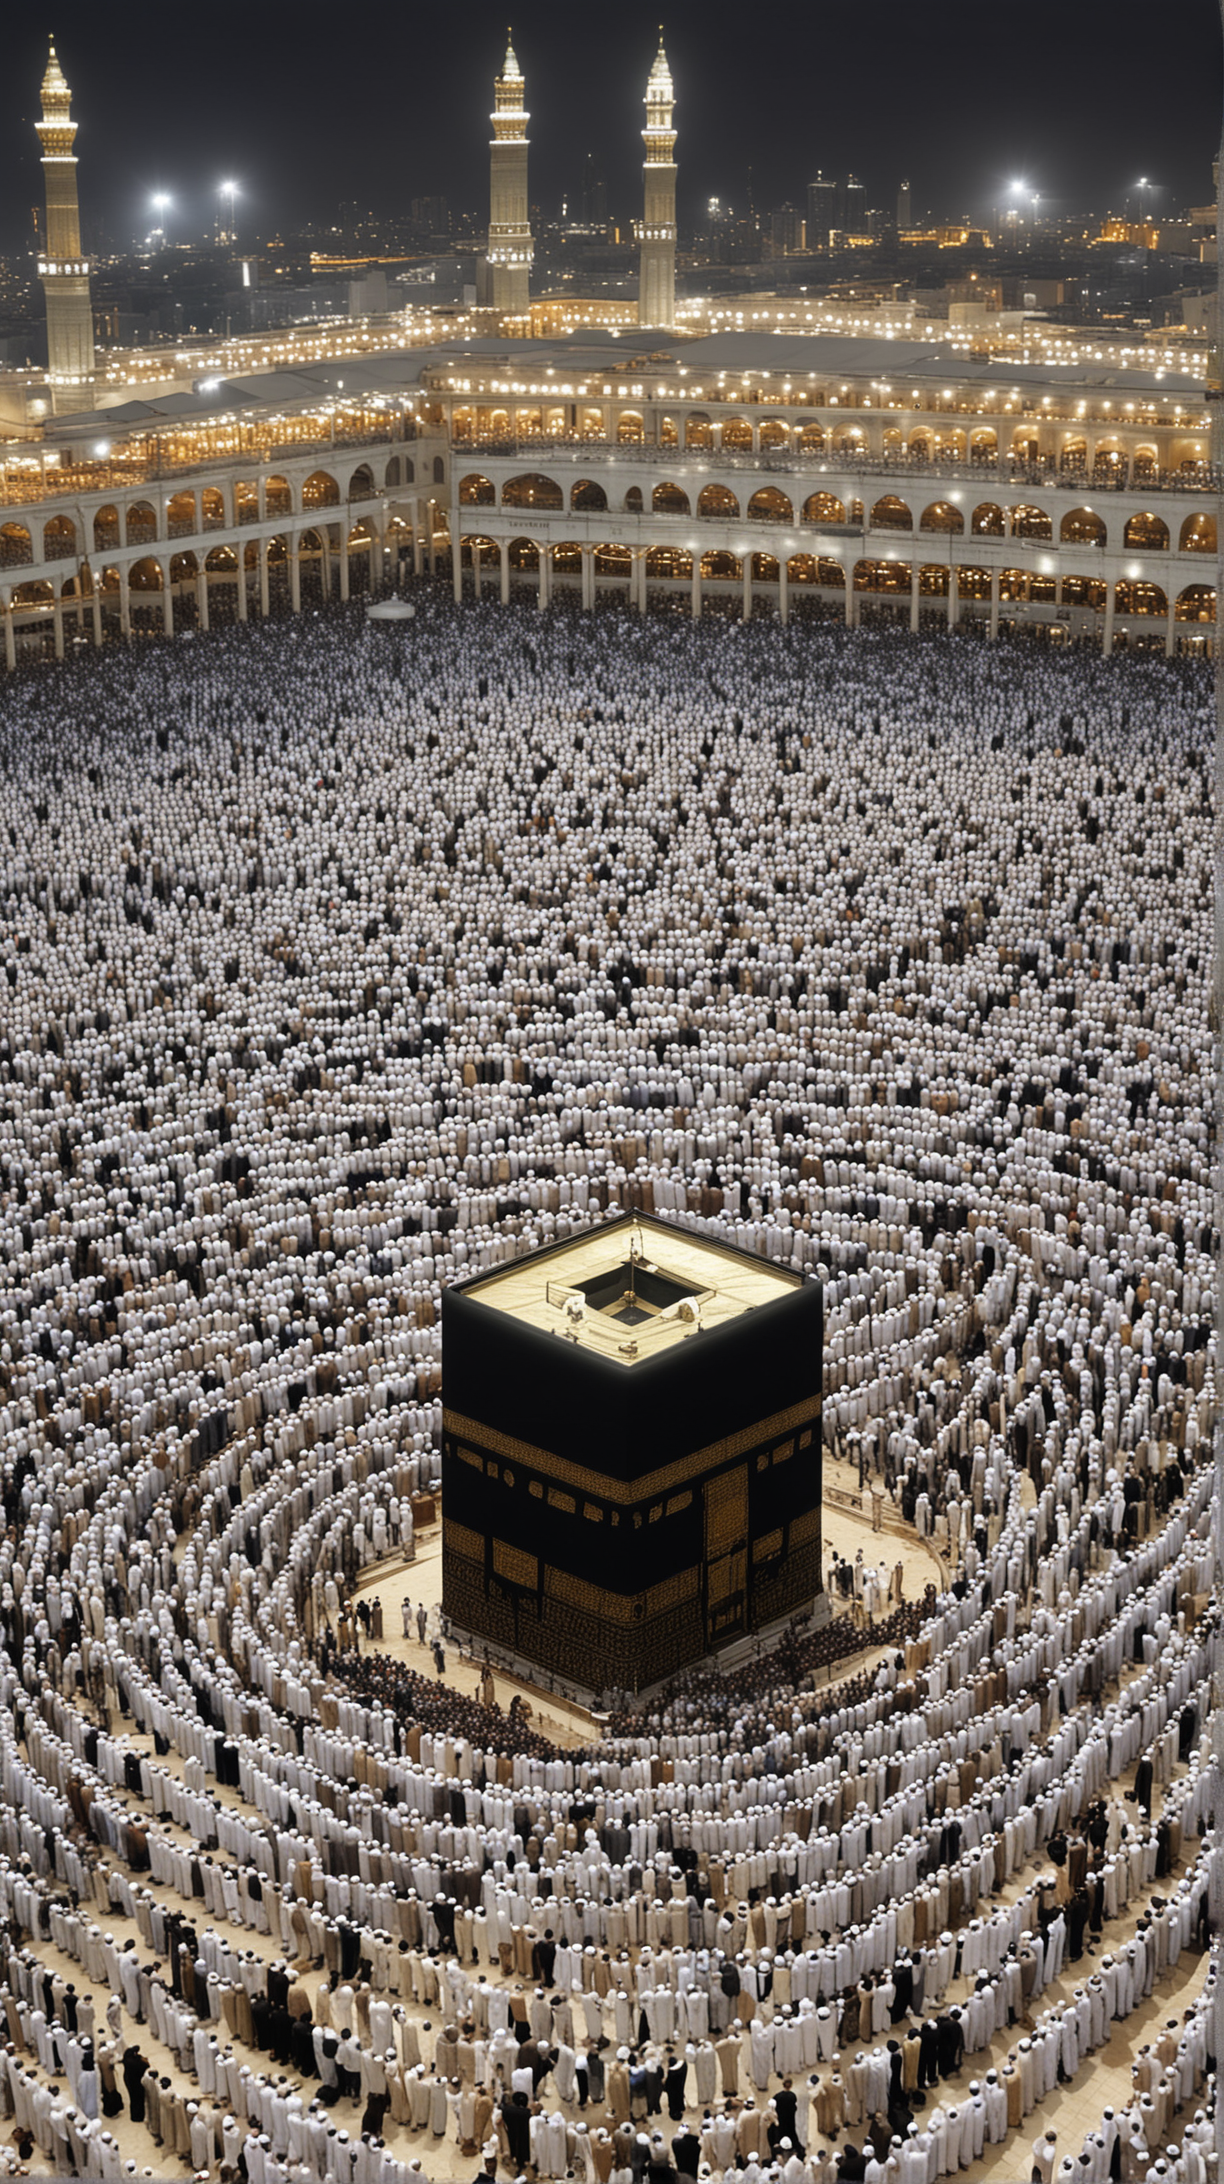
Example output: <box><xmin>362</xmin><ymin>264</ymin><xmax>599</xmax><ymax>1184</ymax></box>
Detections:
<box><xmin>451</xmin><ymin>434</ymin><xmax>1216</xmax><ymax>495</ymax></box>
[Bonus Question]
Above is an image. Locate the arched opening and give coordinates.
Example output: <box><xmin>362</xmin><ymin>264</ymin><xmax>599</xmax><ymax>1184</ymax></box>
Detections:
<box><xmin>918</xmin><ymin>564</ymin><xmax>950</xmax><ymax>598</ymax></box>
<box><xmin>92</xmin><ymin>506</ymin><xmax>120</xmax><ymax>553</ymax></box>
<box><xmin>758</xmin><ymin>419</ymin><xmax>789</xmax><ymax>450</ymax></box>
<box><xmin>908</xmin><ymin>429</ymin><xmax>934</xmax><ymax>459</ymax></box>
<box><xmin>1061</xmin><ymin>576</ymin><xmax>1106</xmax><ymax>611</ymax></box>
<box><xmin>832</xmin><ymin>426</ymin><xmax>865</xmax><ymax>456</ymax></box>
<box><xmin>1059</xmin><ymin>436</ymin><xmax>1087</xmax><ymax>473</ymax></box>
<box><xmin>920</xmin><ymin>501</ymin><xmax>964</xmax><ymax>535</ymax></box>
<box><xmin>349</xmin><ymin>463</ymin><xmax>376</xmax><ymax>501</ymax></box>
<box><xmin>235</xmin><ymin>480</ymin><xmax>259</xmax><ymax>525</ymax></box>
<box><xmin>1010</xmin><ymin>504</ymin><xmax>1052</xmax><ymax>541</ymax></box>
<box><xmin>502</xmin><ymin>473</ymin><xmax>564</xmax><ymax>511</ymax></box>
<box><xmin>854</xmin><ymin>559</ymin><xmax>911</xmax><ymax>594</ymax></box>
<box><xmin>39</xmin><ymin>511</ymin><xmax>74</xmax><ymax>563</ymax></box>
<box><xmin>698</xmin><ymin>484</ymin><xmax>740</xmax><ymax>519</ymax></box>
<box><xmin>1092</xmin><ymin>443</ymin><xmax>1126</xmax><ymax>479</ymax></box>
<box><xmin>751</xmin><ymin>552</ymin><xmax>779</xmax><ymax>581</ymax></box>
<box><xmin>404</xmin><ymin>458</ymin><xmax>415</xmax><ymax>484</ymax></box>
<box><xmin>1115</xmin><ymin>580</ymin><xmax>1167</xmax><ymax>618</ymax></box>
<box><xmin>971</xmin><ymin>503</ymin><xmax>1005</xmax><ymax>537</ymax></box>
<box><xmin>0</xmin><ymin>522</ymin><xmax>33</xmax><ymax>567</ymax></box>
<box><xmin>550</xmin><ymin>541</ymin><xmax>582</xmax><ymax>575</ymax></box>
<box><xmin>956</xmin><ymin>566</ymin><xmax>992</xmax><ymax>602</ymax></box>
<box><xmin>700</xmin><ymin>549</ymin><xmax>741</xmax><ymax>580</ymax></box>
<box><xmin>646</xmin><ymin>546</ymin><xmax>692</xmax><ymax>579</ymax></box>
<box><xmin>1131</xmin><ymin>445</ymin><xmax>1159</xmax><ymax>483</ymax></box>
<box><xmin>970</xmin><ymin>429</ymin><xmax>998</xmax><ymax>460</ymax></box>
<box><xmin>571</xmin><ymin>479</ymin><xmax>608</xmax><ymax>511</ymax></box>
<box><xmin>302</xmin><ymin>471</ymin><xmax>338</xmax><ymax>510</ymax></box>
<box><xmin>882</xmin><ymin>428</ymin><xmax>904</xmax><ymax>459</ymax></box>
<box><xmin>720</xmin><ymin>417</ymin><xmax>752</xmax><ymax>451</ymax></box>
<box><xmin>507</xmin><ymin>537</ymin><xmax>541</xmax><ymax>572</ymax></box>
<box><xmin>1175</xmin><ymin>585</ymin><xmax>1215</xmax><ymax>622</ymax></box>
<box><xmin>623</xmin><ymin>487</ymin><xmax>644</xmax><ymax>514</ymax></box>
<box><xmin>264</xmin><ymin>475</ymin><xmax>293</xmax><ymax>516</ymax></box>
<box><xmin>1181</xmin><ymin>513</ymin><xmax>1216</xmax><ymax>554</ymax></box>
<box><xmin>165</xmin><ymin>491</ymin><xmax>196</xmax><ymax>538</ymax></box>
<box><xmin>384</xmin><ymin>456</ymin><xmax>401</xmax><ymax>488</ymax></box>
<box><xmin>684</xmin><ymin>413</ymin><xmax>713</xmax><ymax>449</ymax></box>
<box><xmin>125</xmin><ymin>501</ymin><xmax>157</xmax><ymax>546</ymax></box>
<box><xmin>786</xmin><ymin>554</ymin><xmax>844</xmax><ymax>589</ymax></box>
<box><xmin>616</xmin><ymin>412</ymin><xmax>645</xmax><ymax>444</ymax></box>
<box><xmin>594</xmin><ymin>543</ymin><xmax>631</xmax><ymax>578</ymax></box>
<box><xmin>796</xmin><ymin>423</ymin><xmax>826</xmax><ymax>454</ymax></box>
<box><xmin>459</xmin><ymin>474</ymin><xmax>496</xmax><ymax>506</ymax></box>
<box><xmin>432</xmin><ymin>456</ymin><xmax>445</xmax><ymax>484</ymax></box>
<box><xmin>128</xmin><ymin>556</ymin><xmax>164</xmax><ymax>631</ymax></box>
<box><xmin>205</xmin><ymin>544</ymin><xmax>237</xmax><ymax>571</ymax></box>
<box><xmin>659</xmin><ymin>415</ymin><xmax>679</xmax><ymax>447</ymax></box>
<box><xmin>802</xmin><ymin>491</ymin><xmax>845</xmax><ymax>526</ymax></box>
<box><xmin>871</xmin><ymin>495</ymin><xmax>912</xmax><ymax>532</ymax></box>
<box><xmin>201</xmin><ymin>487</ymin><xmax>226</xmax><ymax>530</ymax></box>
<box><xmin>653</xmin><ymin>482</ymin><xmax>690</xmax><ymax>516</ymax></box>
<box><xmin>1060</xmin><ymin>508</ymin><xmax>1105</xmax><ymax>546</ymax></box>
<box><xmin>748</xmin><ymin>487</ymin><xmax>794</xmax><ymax>522</ymax></box>
<box><xmin>1123</xmin><ymin>512</ymin><xmax>1169</xmax><ymax>552</ymax></box>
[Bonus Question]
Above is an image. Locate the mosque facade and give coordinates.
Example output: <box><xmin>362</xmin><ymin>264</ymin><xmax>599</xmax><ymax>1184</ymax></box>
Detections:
<box><xmin>440</xmin><ymin>1212</ymin><xmax>824</xmax><ymax>1695</ymax></box>
<box><xmin>0</xmin><ymin>332</ymin><xmax>1211</xmax><ymax>665</ymax></box>
<box><xmin>36</xmin><ymin>41</ymin><xmax>96</xmax><ymax>418</ymax></box>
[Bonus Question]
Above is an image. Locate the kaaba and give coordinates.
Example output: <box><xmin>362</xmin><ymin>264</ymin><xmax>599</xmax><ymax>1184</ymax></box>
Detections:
<box><xmin>441</xmin><ymin>1212</ymin><xmax>823</xmax><ymax>1695</ymax></box>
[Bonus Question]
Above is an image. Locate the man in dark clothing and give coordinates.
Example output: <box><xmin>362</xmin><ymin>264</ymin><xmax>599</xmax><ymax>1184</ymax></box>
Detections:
<box><xmin>936</xmin><ymin>2010</ymin><xmax>964</xmax><ymax>2078</ymax></box>
<box><xmin>501</xmin><ymin>2092</ymin><xmax>531</xmax><ymax>2170</ymax></box>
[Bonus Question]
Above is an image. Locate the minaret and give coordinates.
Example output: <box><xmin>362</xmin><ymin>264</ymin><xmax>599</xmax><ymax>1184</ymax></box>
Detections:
<box><xmin>36</xmin><ymin>39</ymin><xmax>96</xmax><ymax>415</ymax></box>
<box><xmin>487</xmin><ymin>33</ymin><xmax>533</xmax><ymax>325</ymax></box>
<box><xmin>638</xmin><ymin>31</ymin><xmax>677</xmax><ymax>331</ymax></box>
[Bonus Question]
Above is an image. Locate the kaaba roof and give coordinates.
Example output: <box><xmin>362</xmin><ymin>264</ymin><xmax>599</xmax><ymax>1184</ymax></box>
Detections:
<box><xmin>454</xmin><ymin>1210</ymin><xmax>800</xmax><ymax>1367</ymax></box>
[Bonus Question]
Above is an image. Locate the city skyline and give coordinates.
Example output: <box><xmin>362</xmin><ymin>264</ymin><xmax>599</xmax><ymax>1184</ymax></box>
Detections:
<box><xmin>2</xmin><ymin>0</ymin><xmax>1219</xmax><ymax>256</ymax></box>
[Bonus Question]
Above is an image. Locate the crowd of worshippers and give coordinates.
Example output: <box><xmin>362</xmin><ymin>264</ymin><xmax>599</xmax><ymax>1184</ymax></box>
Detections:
<box><xmin>0</xmin><ymin>596</ymin><xmax>1212</xmax><ymax>2184</ymax></box>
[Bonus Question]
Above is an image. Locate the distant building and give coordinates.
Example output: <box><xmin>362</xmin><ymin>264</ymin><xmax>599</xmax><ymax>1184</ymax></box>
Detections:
<box><xmin>769</xmin><ymin>205</ymin><xmax>807</xmax><ymax>258</ymax></box>
<box><xmin>897</xmin><ymin>178</ymin><xmax>912</xmax><ymax>230</ymax></box>
<box><xmin>806</xmin><ymin>174</ymin><xmax>837</xmax><ymax>248</ymax></box>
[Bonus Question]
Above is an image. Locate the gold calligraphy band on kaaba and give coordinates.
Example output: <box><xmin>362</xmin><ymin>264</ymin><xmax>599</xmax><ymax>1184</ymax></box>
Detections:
<box><xmin>442</xmin><ymin>1391</ymin><xmax>821</xmax><ymax>1505</ymax></box>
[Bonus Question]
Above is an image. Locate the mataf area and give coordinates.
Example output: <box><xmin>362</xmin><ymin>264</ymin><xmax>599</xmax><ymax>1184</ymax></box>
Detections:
<box><xmin>0</xmin><ymin>592</ymin><xmax>1213</xmax><ymax>2184</ymax></box>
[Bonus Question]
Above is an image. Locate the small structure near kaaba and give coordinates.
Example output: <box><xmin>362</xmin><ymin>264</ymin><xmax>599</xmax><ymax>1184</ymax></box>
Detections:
<box><xmin>441</xmin><ymin>1212</ymin><xmax>823</xmax><ymax>1694</ymax></box>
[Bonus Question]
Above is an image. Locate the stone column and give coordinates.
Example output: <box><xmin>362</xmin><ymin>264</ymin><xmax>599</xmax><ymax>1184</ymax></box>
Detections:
<box><xmin>453</xmin><ymin>529</ymin><xmax>464</xmax><ymax>604</ymax></box>
<box><xmin>844</xmin><ymin>571</ymin><xmax>856</xmax><ymax>627</ymax></box>
<box><xmin>946</xmin><ymin>566</ymin><xmax>958</xmax><ymax>628</ymax></box>
<box><xmin>161</xmin><ymin>563</ymin><xmax>173</xmax><ymax>637</ymax></box>
<box><xmin>197</xmin><ymin>563</ymin><xmax>210</xmax><ymax>632</ymax></box>
<box><xmin>500</xmin><ymin>542</ymin><xmax>511</xmax><ymax>605</ymax></box>
<box><xmin>289</xmin><ymin>542</ymin><xmax>301</xmax><ymax>615</ymax></box>
<box><xmin>581</xmin><ymin>545</ymin><xmax>594</xmax><ymax>611</ymax></box>
<box><xmin>690</xmin><ymin>554</ymin><xmax>701</xmax><ymax>620</ymax></box>
<box><xmin>339</xmin><ymin>530</ymin><xmax>350</xmax><ymax>603</ymax></box>
<box><xmin>473</xmin><ymin>541</ymin><xmax>482</xmax><ymax>600</ymax></box>
<box><xmin>413</xmin><ymin>502</ymin><xmax>424</xmax><ymax>578</ymax></box>
<box><xmin>427</xmin><ymin>503</ymin><xmax>437</xmax><ymax>576</ymax></box>
<box><xmin>259</xmin><ymin>540</ymin><xmax>270</xmax><ymax>619</ymax></box>
<box><xmin>52</xmin><ymin>590</ymin><xmax>65</xmax><ymax>661</ymax></box>
<box><xmin>909</xmin><ymin>563</ymin><xmax>920</xmax><ymax>634</ymax></box>
<box><xmin>237</xmin><ymin>554</ymin><xmax>248</xmax><ymax>622</ymax></box>
<box><xmin>989</xmin><ymin>569</ymin><xmax>1000</xmax><ymax>642</ymax></box>
<box><xmin>537</xmin><ymin>549</ymin><xmax>547</xmax><ymax>611</ymax></box>
<box><xmin>1165</xmin><ymin>593</ymin><xmax>1177</xmax><ymax>658</ymax></box>
<box><xmin>1</xmin><ymin>595</ymin><xmax>14</xmax><ymax>673</ymax></box>
<box><xmin>1103</xmin><ymin>582</ymin><xmax>1115</xmax><ymax>656</ymax></box>
<box><xmin>742</xmin><ymin>554</ymin><xmax>752</xmax><ymax>624</ymax></box>
<box><xmin>120</xmin><ymin>567</ymin><xmax>131</xmax><ymax>640</ymax></box>
<box><xmin>779</xmin><ymin>553</ymin><xmax>789</xmax><ymax>627</ymax></box>
<box><xmin>91</xmin><ymin>579</ymin><xmax>102</xmax><ymax>648</ymax></box>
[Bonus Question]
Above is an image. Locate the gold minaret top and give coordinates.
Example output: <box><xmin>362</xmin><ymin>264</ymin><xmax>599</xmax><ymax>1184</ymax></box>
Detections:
<box><xmin>36</xmin><ymin>36</ymin><xmax>96</xmax><ymax>413</ymax></box>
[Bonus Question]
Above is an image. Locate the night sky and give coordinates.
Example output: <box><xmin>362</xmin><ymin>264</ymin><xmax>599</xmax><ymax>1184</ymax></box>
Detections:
<box><xmin>3</xmin><ymin>0</ymin><xmax>1220</xmax><ymax>255</ymax></box>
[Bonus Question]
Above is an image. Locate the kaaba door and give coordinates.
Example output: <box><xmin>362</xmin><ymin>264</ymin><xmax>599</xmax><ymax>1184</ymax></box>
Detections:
<box><xmin>704</xmin><ymin>1465</ymin><xmax>748</xmax><ymax>1644</ymax></box>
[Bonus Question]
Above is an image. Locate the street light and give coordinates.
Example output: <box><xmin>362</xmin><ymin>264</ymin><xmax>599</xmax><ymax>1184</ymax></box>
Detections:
<box><xmin>151</xmin><ymin>192</ymin><xmax>171</xmax><ymax>245</ymax></box>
